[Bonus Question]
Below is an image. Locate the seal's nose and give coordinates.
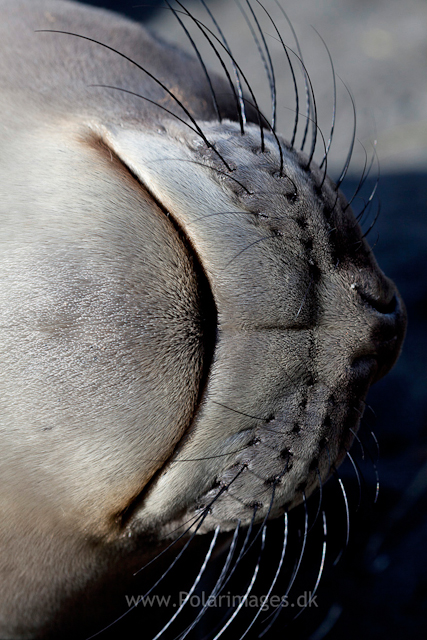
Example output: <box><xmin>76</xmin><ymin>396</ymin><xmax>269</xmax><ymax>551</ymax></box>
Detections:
<box><xmin>361</xmin><ymin>287</ymin><xmax>407</xmax><ymax>383</ymax></box>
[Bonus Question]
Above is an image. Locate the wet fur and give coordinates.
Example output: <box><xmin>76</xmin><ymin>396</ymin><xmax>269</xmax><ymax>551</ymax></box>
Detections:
<box><xmin>0</xmin><ymin>0</ymin><xmax>406</xmax><ymax>638</ymax></box>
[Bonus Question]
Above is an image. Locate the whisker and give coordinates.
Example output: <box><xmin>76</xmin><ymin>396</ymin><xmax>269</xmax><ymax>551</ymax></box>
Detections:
<box><xmin>351</xmin><ymin>423</ymin><xmax>380</xmax><ymax>504</ymax></box>
<box><xmin>259</xmin><ymin>492</ymin><xmax>309</xmax><ymax>635</ymax></box>
<box><xmin>174</xmin><ymin>0</ymin><xmax>245</xmax><ymax>136</ymax></box>
<box><xmin>199</xmin><ymin>0</ymin><xmax>247</xmax><ymax>127</ymax></box>
<box><xmin>174</xmin><ymin>10</ymin><xmax>267</xmax><ymax>150</ymax></box>
<box><xmin>213</xmin><ymin>524</ymin><xmax>267</xmax><ymax>639</ymax></box>
<box><xmin>273</xmin><ymin>0</ymin><xmax>310</xmax><ymax>152</ymax></box>
<box><xmin>356</xmin><ymin>154</ymin><xmax>380</xmax><ymax>222</ymax></box>
<box><xmin>370</xmin><ymin>429</ymin><xmax>380</xmax><ymax>464</ymax></box>
<box><xmin>368</xmin><ymin>430</ymin><xmax>380</xmax><ymax>503</ymax></box>
<box><xmin>295</xmin><ymin>275</ymin><xmax>314</xmax><ymax>318</ymax></box>
<box><xmin>361</xmin><ymin>200</ymin><xmax>381</xmax><ymax>239</ymax></box>
<box><xmin>171</xmin><ymin>447</ymin><xmax>253</xmax><ymax>463</ymax></box>
<box><xmin>346</xmin><ymin>450</ymin><xmax>362</xmax><ymax>512</ymax></box>
<box><xmin>201</xmin><ymin>505</ymin><xmax>259</xmax><ymax>635</ymax></box>
<box><xmin>268</xmin><ymin>0</ymin><xmax>300</xmax><ymax>147</ymax></box>
<box><xmin>333</xmin><ymin>476</ymin><xmax>350</xmax><ymax>565</ymax></box>
<box><xmin>35</xmin><ymin>30</ymin><xmax>231</xmax><ymax>166</ymax></box>
<box><xmin>134</xmin><ymin>465</ymin><xmax>247</xmax><ymax>575</ymax></box>
<box><xmin>195</xmin><ymin>510</ymin><xmax>258</xmax><ymax>640</ymax></box>
<box><xmin>292</xmin><ymin>510</ymin><xmax>327</xmax><ymax>622</ymax></box>
<box><xmin>85</xmin><ymin>506</ymin><xmax>214</xmax><ymax>639</ymax></box>
<box><xmin>335</xmin><ymin>77</ymin><xmax>357</xmax><ymax>190</ymax></box>
<box><xmin>165</xmin><ymin>0</ymin><xmax>222</xmax><ymax>122</ymax></box>
<box><xmin>239</xmin><ymin>471</ymin><xmax>283</xmax><ymax>562</ymax></box>
<box><xmin>245</xmin><ymin>0</ymin><xmax>277</xmax><ymax>130</ymax></box>
<box><xmin>186</xmin><ymin>211</ymin><xmax>257</xmax><ymax>226</ymax></box>
<box><xmin>343</xmin><ymin>141</ymin><xmax>369</xmax><ymax>211</ymax></box>
<box><xmin>236</xmin><ymin>512</ymin><xmax>288</xmax><ymax>639</ymax></box>
<box><xmin>312</xmin><ymin>27</ymin><xmax>336</xmax><ymax>180</ymax></box>
<box><xmin>89</xmin><ymin>83</ymin><xmax>199</xmax><ymax>134</ymax></box>
<box><xmin>148</xmin><ymin>158</ymin><xmax>252</xmax><ymax>193</ymax></box>
<box><xmin>211</xmin><ymin>400</ymin><xmax>266</xmax><ymax>422</ymax></box>
<box><xmin>223</xmin><ymin>235</ymin><xmax>272</xmax><ymax>269</ymax></box>
<box><xmin>349</xmin><ymin>427</ymin><xmax>365</xmax><ymax>460</ymax></box>
<box><xmin>176</xmin><ymin>522</ymin><xmax>242</xmax><ymax>640</ymax></box>
<box><xmin>152</xmin><ymin>525</ymin><xmax>221</xmax><ymax>640</ymax></box>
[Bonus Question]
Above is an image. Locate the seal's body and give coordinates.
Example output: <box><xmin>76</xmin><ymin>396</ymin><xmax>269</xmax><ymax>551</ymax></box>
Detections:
<box><xmin>0</xmin><ymin>0</ymin><xmax>406</xmax><ymax>638</ymax></box>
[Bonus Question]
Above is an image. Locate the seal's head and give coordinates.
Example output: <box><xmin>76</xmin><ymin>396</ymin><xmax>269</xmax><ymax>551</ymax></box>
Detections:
<box><xmin>0</xmin><ymin>0</ymin><xmax>406</xmax><ymax>638</ymax></box>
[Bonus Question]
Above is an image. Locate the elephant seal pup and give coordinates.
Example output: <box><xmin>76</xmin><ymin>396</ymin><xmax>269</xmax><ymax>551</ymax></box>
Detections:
<box><xmin>0</xmin><ymin>0</ymin><xmax>406</xmax><ymax>637</ymax></box>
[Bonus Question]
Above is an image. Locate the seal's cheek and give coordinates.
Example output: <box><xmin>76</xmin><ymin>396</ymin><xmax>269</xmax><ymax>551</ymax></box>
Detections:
<box><xmin>0</xmin><ymin>122</ymin><xmax>213</xmax><ymax>533</ymax></box>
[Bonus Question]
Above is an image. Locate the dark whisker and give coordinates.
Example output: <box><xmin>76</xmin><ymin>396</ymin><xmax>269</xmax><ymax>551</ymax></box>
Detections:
<box><xmin>186</xmin><ymin>211</ymin><xmax>257</xmax><ymax>225</ymax></box>
<box><xmin>35</xmin><ymin>30</ymin><xmax>230</xmax><ymax>165</ymax></box>
<box><xmin>244</xmin><ymin>0</ymin><xmax>302</xmax><ymax>174</ymax></box>
<box><xmin>88</xmin><ymin>83</ymin><xmax>199</xmax><ymax>134</ymax></box>
<box><xmin>174</xmin><ymin>0</ymin><xmax>245</xmax><ymax>136</ymax></box>
<box><xmin>115</xmin><ymin>447</ymin><xmax>250</xmax><ymax>465</ymax></box>
<box><xmin>305</xmin><ymin>61</ymin><xmax>318</xmax><ymax>166</ymax></box>
<box><xmin>199</xmin><ymin>0</ymin><xmax>247</xmax><ymax>127</ymax></box>
<box><xmin>262</xmin><ymin>37</ymin><xmax>319</xmax><ymax>168</ymax></box>
<box><xmin>165</xmin><ymin>0</ymin><xmax>222</xmax><ymax>122</ymax></box>
<box><xmin>244</xmin><ymin>0</ymin><xmax>277</xmax><ymax>130</ymax></box>
<box><xmin>344</xmin><ymin>141</ymin><xmax>369</xmax><ymax>211</ymax></box>
<box><xmin>335</xmin><ymin>78</ymin><xmax>357</xmax><ymax>190</ymax></box>
<box><xmin>345</xmin><ymin>139</ymin><xmax>378</xmax><ymax>214</ymax></box>
<box><xmin>174</xmin><ymin>10</ymin><xmax>267</xmax><ymax>150</ymax></box>
<box><xmin>211</xmin><ymin>399</ymin><xmax>266</xmax><ymax>422</ymax></box>
<box><xmin>154</xmin><ymin>158</ymin><xmax>252</xmax><ymax>194</ymax></box>
<box><xmin>273</xmin><ymin>0</ymin><xmax>310</xmax><ymax>152</ymax></box>
<box><xmin>312</xmin><ymin>28</ymin><xmax>337</xmax><ymax>170</ymax></box>
<box><xmin>361</xmin><ymin>200</ymin><xmax>381</xmax><ymax>239</ymax></box>
<box><xmin>171</xmin><ymin>447</ymin><xmax>252</xmax><ymax>463</ymax></box>
<box><xmin>172</xmin><ymin>2</ymin><xmax>242</xmax><ymax>134</ymax></box>
<box><xmin>272</xmin><ymin>0</ymin><xmax>305</xmax><ymax>148</ymax></box>
<box><xmin>223</xmin><ymin>235</ymin><xmax>272</xmax><ymax>269</ymax></box>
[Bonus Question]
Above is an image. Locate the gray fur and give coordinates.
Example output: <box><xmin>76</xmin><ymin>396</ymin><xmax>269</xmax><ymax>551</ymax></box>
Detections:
<box><xmin>0</xmin><ymin>0</ymin><xmax>406</xmax><ymax>637</ymax></box>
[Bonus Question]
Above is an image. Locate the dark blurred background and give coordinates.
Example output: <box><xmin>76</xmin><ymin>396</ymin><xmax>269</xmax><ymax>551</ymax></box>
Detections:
<box><xmin>75</xmin><ymin>1</ymin><xmax>427</xmax><ymax>638</ymax></box>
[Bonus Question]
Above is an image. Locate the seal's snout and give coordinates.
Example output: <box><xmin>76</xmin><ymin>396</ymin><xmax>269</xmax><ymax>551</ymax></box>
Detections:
<box><xmin>366</xmin><ymin>287</ymin><xmax>407</xmax><ymax>383</ymax></box>
<box><xmin>342</xmin><ymin>264</ymin><xmax>407</xmax><ymax>383</ymax></box>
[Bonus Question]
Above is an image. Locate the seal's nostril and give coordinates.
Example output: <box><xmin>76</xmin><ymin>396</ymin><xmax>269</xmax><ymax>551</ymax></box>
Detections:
<box><xmin>360</xmin><ymin>292</ymin><xmax>398</xmax><ymax>315</ymax></box>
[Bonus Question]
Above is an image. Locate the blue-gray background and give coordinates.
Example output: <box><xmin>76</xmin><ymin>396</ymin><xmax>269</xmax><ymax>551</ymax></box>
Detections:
<box><xmin>75</xmin><ymin>1</ymin><xmax>427</xmax><ymax>638</ymax></box>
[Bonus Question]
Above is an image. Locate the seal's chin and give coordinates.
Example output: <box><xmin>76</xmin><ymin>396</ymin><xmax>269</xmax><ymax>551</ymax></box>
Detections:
<box><xmin>96</xmin><ymin>119</ymin><xmax>406</xmax><ymax>538</ymax></box>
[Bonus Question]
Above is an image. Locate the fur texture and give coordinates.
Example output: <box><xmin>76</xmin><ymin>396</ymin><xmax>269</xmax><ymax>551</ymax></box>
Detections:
<box><xmin>0</xmin><ymin>0</ymin><xmax>406</xmax><ymax>637</ymax></box>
